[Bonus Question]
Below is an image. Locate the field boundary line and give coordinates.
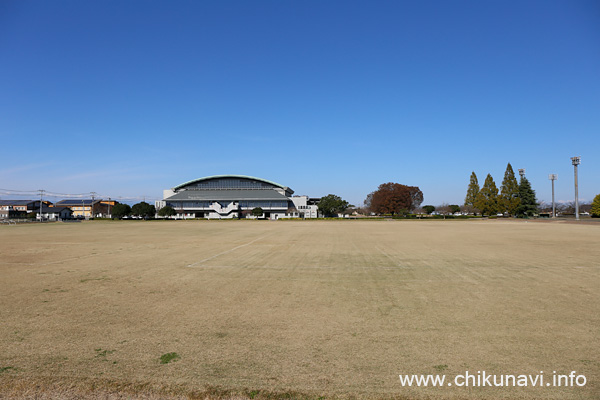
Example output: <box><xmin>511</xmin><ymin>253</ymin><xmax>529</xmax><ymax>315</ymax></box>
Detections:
<box><xmin>186</xmin><ymin>234</ymin><xmax>271</xmax><ymax>267</ymax></box>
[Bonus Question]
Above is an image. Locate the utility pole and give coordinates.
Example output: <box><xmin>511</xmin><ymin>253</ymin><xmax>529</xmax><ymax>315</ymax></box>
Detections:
<box><xmin>91</xmin><ymin>192</ymin><xmax>97</xmax><ymax>218</ymax></box>
<box><xmin>108</xmin><ymin>197</ymin><xmax>111</xmax><ymax>218</ymax></box>
<box><xmin>38</xmin><ymin>189</ymin><xmax>45</xmax><ymax>221</ymax></box>
<box><xmin>571</xmin><ymin>157</ymin><xmax>581</xmax><ymax>221</ymax></box>
<box><xmin>548</xmin><ymin>174</ymin><xmax>557</xmax><ymax>218</ymax></box>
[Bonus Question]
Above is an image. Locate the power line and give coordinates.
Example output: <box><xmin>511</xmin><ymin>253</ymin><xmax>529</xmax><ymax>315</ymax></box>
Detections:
<box><xmin>0</xmin><ymin>187</ymin><xmax>160</xmax><ymax>202</ymax></box>
<box><xmin>0</xmin><ymin>188</ymin><xmax>40</xmax><ymax>194</ymax></box>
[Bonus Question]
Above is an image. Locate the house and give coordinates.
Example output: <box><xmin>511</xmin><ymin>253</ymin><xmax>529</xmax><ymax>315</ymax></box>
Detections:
<box><xmin>37</xmin><ymin>206</ymin><xmax>73</xmax><ymax>221</ymax></box>
<box><xmin>0</xmin><ymin>200</ymin><xmax>54</xmax><ymax>219</ymax></box>
<box><xmin>0</xmin><ymin>200</ymin><xmax>52</xmax><ymax>212</ymax></box>
<box><xmin>0</xmin><ymin>208</ymin><xmax>27</xmax><ymax>219</ymax></box>
<box><xmin>54</xmin><ymin>199</ymin><xmax>110</xmax><ymax>218</ymax></box>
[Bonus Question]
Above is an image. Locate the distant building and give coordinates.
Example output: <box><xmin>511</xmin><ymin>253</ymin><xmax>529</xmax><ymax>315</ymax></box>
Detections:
<box><xmin>55</xmin><ymin>199</ymin><xmax>110</xmax><ymax>218</ymax></box>
<box><xmin>0</xmin><ymin>200</ymin><xmax>52</xmax><ymax>212</ymax></box>
<box><xmin>290</xmin><ymin>196</ymin><xmax>320</xmax><ymax>219</ymax></box>
<box><xmin>37</xmin><ymin>206</ymin><xmax>73</xmax><ymax>221</ymax></box>
<box><xmin>0</xmin><ymin>200</ymin><xmax>55</xmax><ymax>219</ymax></box>
<box><xmin>0</xmin><ymin>208</ymin><xmax>26</xmax><ymax>219</ymax></box>
<box><xmin>157</xmin><ymin>175</ymin><xmax>319</xmax><ymax>219</ymax></box>
<box><xmin>0</xmin><ymin>200</ymin><xmax>32</xmax><ymax>212</ymax></box>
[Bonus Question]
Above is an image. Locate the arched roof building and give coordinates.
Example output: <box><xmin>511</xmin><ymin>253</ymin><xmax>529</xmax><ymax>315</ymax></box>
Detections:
<box><xmin>160</xmin><ymin>175</ymin><xmax>317</xmax><ymax>219</ymax></box>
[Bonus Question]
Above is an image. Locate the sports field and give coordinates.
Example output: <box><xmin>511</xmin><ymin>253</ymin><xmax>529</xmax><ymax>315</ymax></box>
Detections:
<box><xmin>0</xmin><ymin>219</ymin><xmax>599</xmax><ymax>399</ymax></box>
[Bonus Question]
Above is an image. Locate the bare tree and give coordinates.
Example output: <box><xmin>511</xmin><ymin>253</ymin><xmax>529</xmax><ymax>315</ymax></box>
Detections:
<box><xmin>461</xmin><ymin>204</ymin><xmax>477</xmax><ymax>215</ymax></box>
<box><xmin>562</xmin><ymin>201</ymin><xmax>576</xmax><ymax>215</ymax></box>
<box><xmin>437</xmin><ymin>203</ymin><xmax>451</xmax><ymax>215</ymax></box>
<box><xmin>538</xmin><ymin>201</ymin><xmax>552</xmax><ymax>213</ymax></box>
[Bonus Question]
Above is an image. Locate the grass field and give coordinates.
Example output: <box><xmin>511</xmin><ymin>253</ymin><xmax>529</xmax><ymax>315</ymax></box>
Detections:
<box><xmin>0</xmin><ymin>219</ymin><xmax>599</xmax><ymax>399</ymax></box>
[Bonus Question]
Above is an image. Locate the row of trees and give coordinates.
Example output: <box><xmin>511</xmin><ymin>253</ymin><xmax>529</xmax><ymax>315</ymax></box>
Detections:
<box><xmin>109</xmin><ymin>180</ymin><xmax>600</xmax><ymax>220</ymax></box>
<box><xmin>465</xmin><ymin>163</ymin><xmax>537</xmax><ymax>217</ymax></box>
<box><xmin>129</xmin><ymin>192</ymin><xmax>600</xmax><ymax>220</ymax></box>
<box><xmin>111</xmin><ymin>201</ymin><xmax>159</xmax><ymax>219</ymax></box>
<box><xmin>422</xmin><ymin>204</ymin><xmax>461</xmax><ymax>215</ymax></box>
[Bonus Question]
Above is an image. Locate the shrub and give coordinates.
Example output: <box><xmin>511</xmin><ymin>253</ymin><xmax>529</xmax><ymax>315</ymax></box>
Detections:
<box><xmin>591</xmin><ymin>194</ymin><xmax>600</xmax><ymax>218</ymax></box>
<box><xmin>159</xmin><ymin>352</ymin><xmax>180</xmax><ymax>364</ymax></box>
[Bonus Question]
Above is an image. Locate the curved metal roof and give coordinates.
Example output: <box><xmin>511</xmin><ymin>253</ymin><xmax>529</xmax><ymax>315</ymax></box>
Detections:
<box><xmin>173</xmin><ymin>175</ymin><xmax>288</xmax><ymax>191</ymax></box>
<box><xmin>166</xmin><ymin>189</ymin><xmax>290</xmax><ymax>201</ymax></box>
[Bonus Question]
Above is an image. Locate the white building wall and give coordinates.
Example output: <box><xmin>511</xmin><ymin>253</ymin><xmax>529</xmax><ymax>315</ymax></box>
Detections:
<box><xmin>290</xmin><ymin>196</ymin><xmax>318</xmax><ymax>218</ymax></box>
<box><xmin>163</xmin><ymin>189</ymin><xmax>176</xmax><ymax>199</ymax></box>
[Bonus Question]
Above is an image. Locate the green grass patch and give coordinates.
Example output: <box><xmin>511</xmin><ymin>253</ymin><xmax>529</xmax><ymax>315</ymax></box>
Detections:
<box><xmin>95</xmin><ymin>348</ymin><xmax>115</xmax><ymax>359</ymax></box>
<box><xmin>159</xmin><ymin>352</ymin><xmax>180</xmax><ymax>364</ymax></box>
<box><xmin>80</xmin><ymin>276</ymin><xmax>109</xmax><ymax>283</ymax></box>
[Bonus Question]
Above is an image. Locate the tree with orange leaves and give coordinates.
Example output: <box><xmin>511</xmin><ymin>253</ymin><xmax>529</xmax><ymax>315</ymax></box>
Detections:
<box><xmin>366</xmin><ymin>182</ymin><xmax>423</xmax><ymax>216</ymax></box>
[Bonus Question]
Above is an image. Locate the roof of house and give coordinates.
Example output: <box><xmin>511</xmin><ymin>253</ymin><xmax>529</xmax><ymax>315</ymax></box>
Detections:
<box><xmin>55</xmin><ymin>199</ymin><xmax>102</xmax><ymax>206</ymax></box>
<box><xmin>40</xmin><ymin>206</ymin><xmax>71</xmax><ymax>213</ymax></box>
<box><xmin>0</xmin><ymin>200</ymin><xmax>34</xmax><ymax>206</ymax></box>
<box><xmin>166</xmin><ymin>189</ymin><xmax>290</xmax><ymax>202</ymax></box>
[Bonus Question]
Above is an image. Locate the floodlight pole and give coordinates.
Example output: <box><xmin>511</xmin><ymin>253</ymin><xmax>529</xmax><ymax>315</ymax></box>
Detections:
<box><xmin>571</xmin><ymin>157</ymin><xmax>581</xmax><ymax>221</ymax></box>
<box><xmin>518</xmin><ymin>169</ymin><xmax>525</xmax><ymax>179</ymax></box>
<box><xmin>548</xmin><ymin>174</ymin><xmax>557</xmax><ymax>218</ymax></box>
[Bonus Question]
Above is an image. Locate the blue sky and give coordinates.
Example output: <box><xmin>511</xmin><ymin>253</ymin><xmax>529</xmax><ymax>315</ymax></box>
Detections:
<box><xmin>1</xmin><ymin>0</ymin><xmax>598</xmax><ymax>206</ymax></box>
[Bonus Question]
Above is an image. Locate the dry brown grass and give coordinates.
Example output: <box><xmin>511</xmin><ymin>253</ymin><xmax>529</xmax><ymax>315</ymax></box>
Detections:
<box><xmin>0</xmin><ymin>219</ymin><xmax>598</xmax><ymax>399</ymax></box>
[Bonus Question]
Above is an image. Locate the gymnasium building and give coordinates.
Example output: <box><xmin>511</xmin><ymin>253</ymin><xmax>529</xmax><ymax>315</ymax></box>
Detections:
<box><xmin>156</xmin><ymin>175</ymin><xmax>318</xmax><ymax>219</ymax></box>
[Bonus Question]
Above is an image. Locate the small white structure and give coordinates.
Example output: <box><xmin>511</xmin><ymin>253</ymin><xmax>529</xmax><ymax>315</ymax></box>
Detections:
<box><xmin>289</xmin><ymin>195</ymin><xmax>319</xmax><ymax>219</ymax></box>
<box><xmin>37</xmin><ymin>207</ymin><xmax>73</xmax><ymax>221</ymax></box>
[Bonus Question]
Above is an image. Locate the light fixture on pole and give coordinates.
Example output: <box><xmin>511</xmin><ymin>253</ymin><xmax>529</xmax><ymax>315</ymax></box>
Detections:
<box><xmin>518</xmin><ymin>169</ymin><xmax>525</xmax><ymax>179</ymax></box>
<box><xmin>548</xmin><ymin>174</ymin><xmax>557</xmax><ymax>218</ymax></box>
<box><xmin>571</xmin><ymin>156</ymin><xmax>581</xmax><ymax>221</ymax></box>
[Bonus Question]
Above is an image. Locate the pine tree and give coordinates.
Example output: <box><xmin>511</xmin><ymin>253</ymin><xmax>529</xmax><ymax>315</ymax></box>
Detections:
<box><xmin>475</xmin><ymin>174</ymin><xmax>499</xmax><ymax>216</ymax></box>
<box><xmin>515</xmin><ymin>177</ymin><xmax>538</xmax><ymax>217</ymax></box>
<box><xmin>499</xmin><ymin>163</ymin><xmax>520</xmax><ymax>216</ymax></box>
<box><xmin>591</xmin><ymin>194</ymin><xmax>600</xmax><ymax>218</ymax></box>
<box><xmin>464</xmin><ymin>172</ymin><xmax>480</xmax><ymax>213</ymax></box>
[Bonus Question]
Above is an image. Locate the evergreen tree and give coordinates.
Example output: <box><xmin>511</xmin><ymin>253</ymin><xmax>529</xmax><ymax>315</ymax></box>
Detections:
<box><xmin>449</xmin><ymin>204</ymin><xmax>461</xmax><ymax>214</ymax></box>
<box><xmin>158</xmin><ymin>205</ymin><xmax>176</xmax><ymax>218</ymax></box>
<box><xmin>464</xmin><ymin>172</ymin><xmax>480</xmax><ymax>212</ymax></box>
<box><xmin>499</xmin><ymin>163</ymin><xmax>520</xmax><ymax>216</ymax></box>
<box><xmin>590</xmin><ymin>194</ymin><xmax>600</xmax><ymax>218</ymax></box>
<box><xmin>111</xmin><ymin>203</ymin><xmax>131</xmax><ymax>219</ymax></box>
<box><xmin>131</xmin><ymin>201</ymin><xmax>156</xmax><ymax>219</ymax></box>
<box><xmin>318</xmin><ymin>194</ymin><xmax>350</xmax><ymax>217</ymax></box>
<box><xmin>422</xmin><ymin>205</ymin><xmax>436</xmax><ymax>215</ymax></box>
<box><xmin>475</xmin><ymin>174</ymin><xmax>499</xmax><ymax>216</ymax></box>
<box><xmin>515</xmin><ymin>177</ymin><xmax>538</xmax><ymax>217</ymax></box>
